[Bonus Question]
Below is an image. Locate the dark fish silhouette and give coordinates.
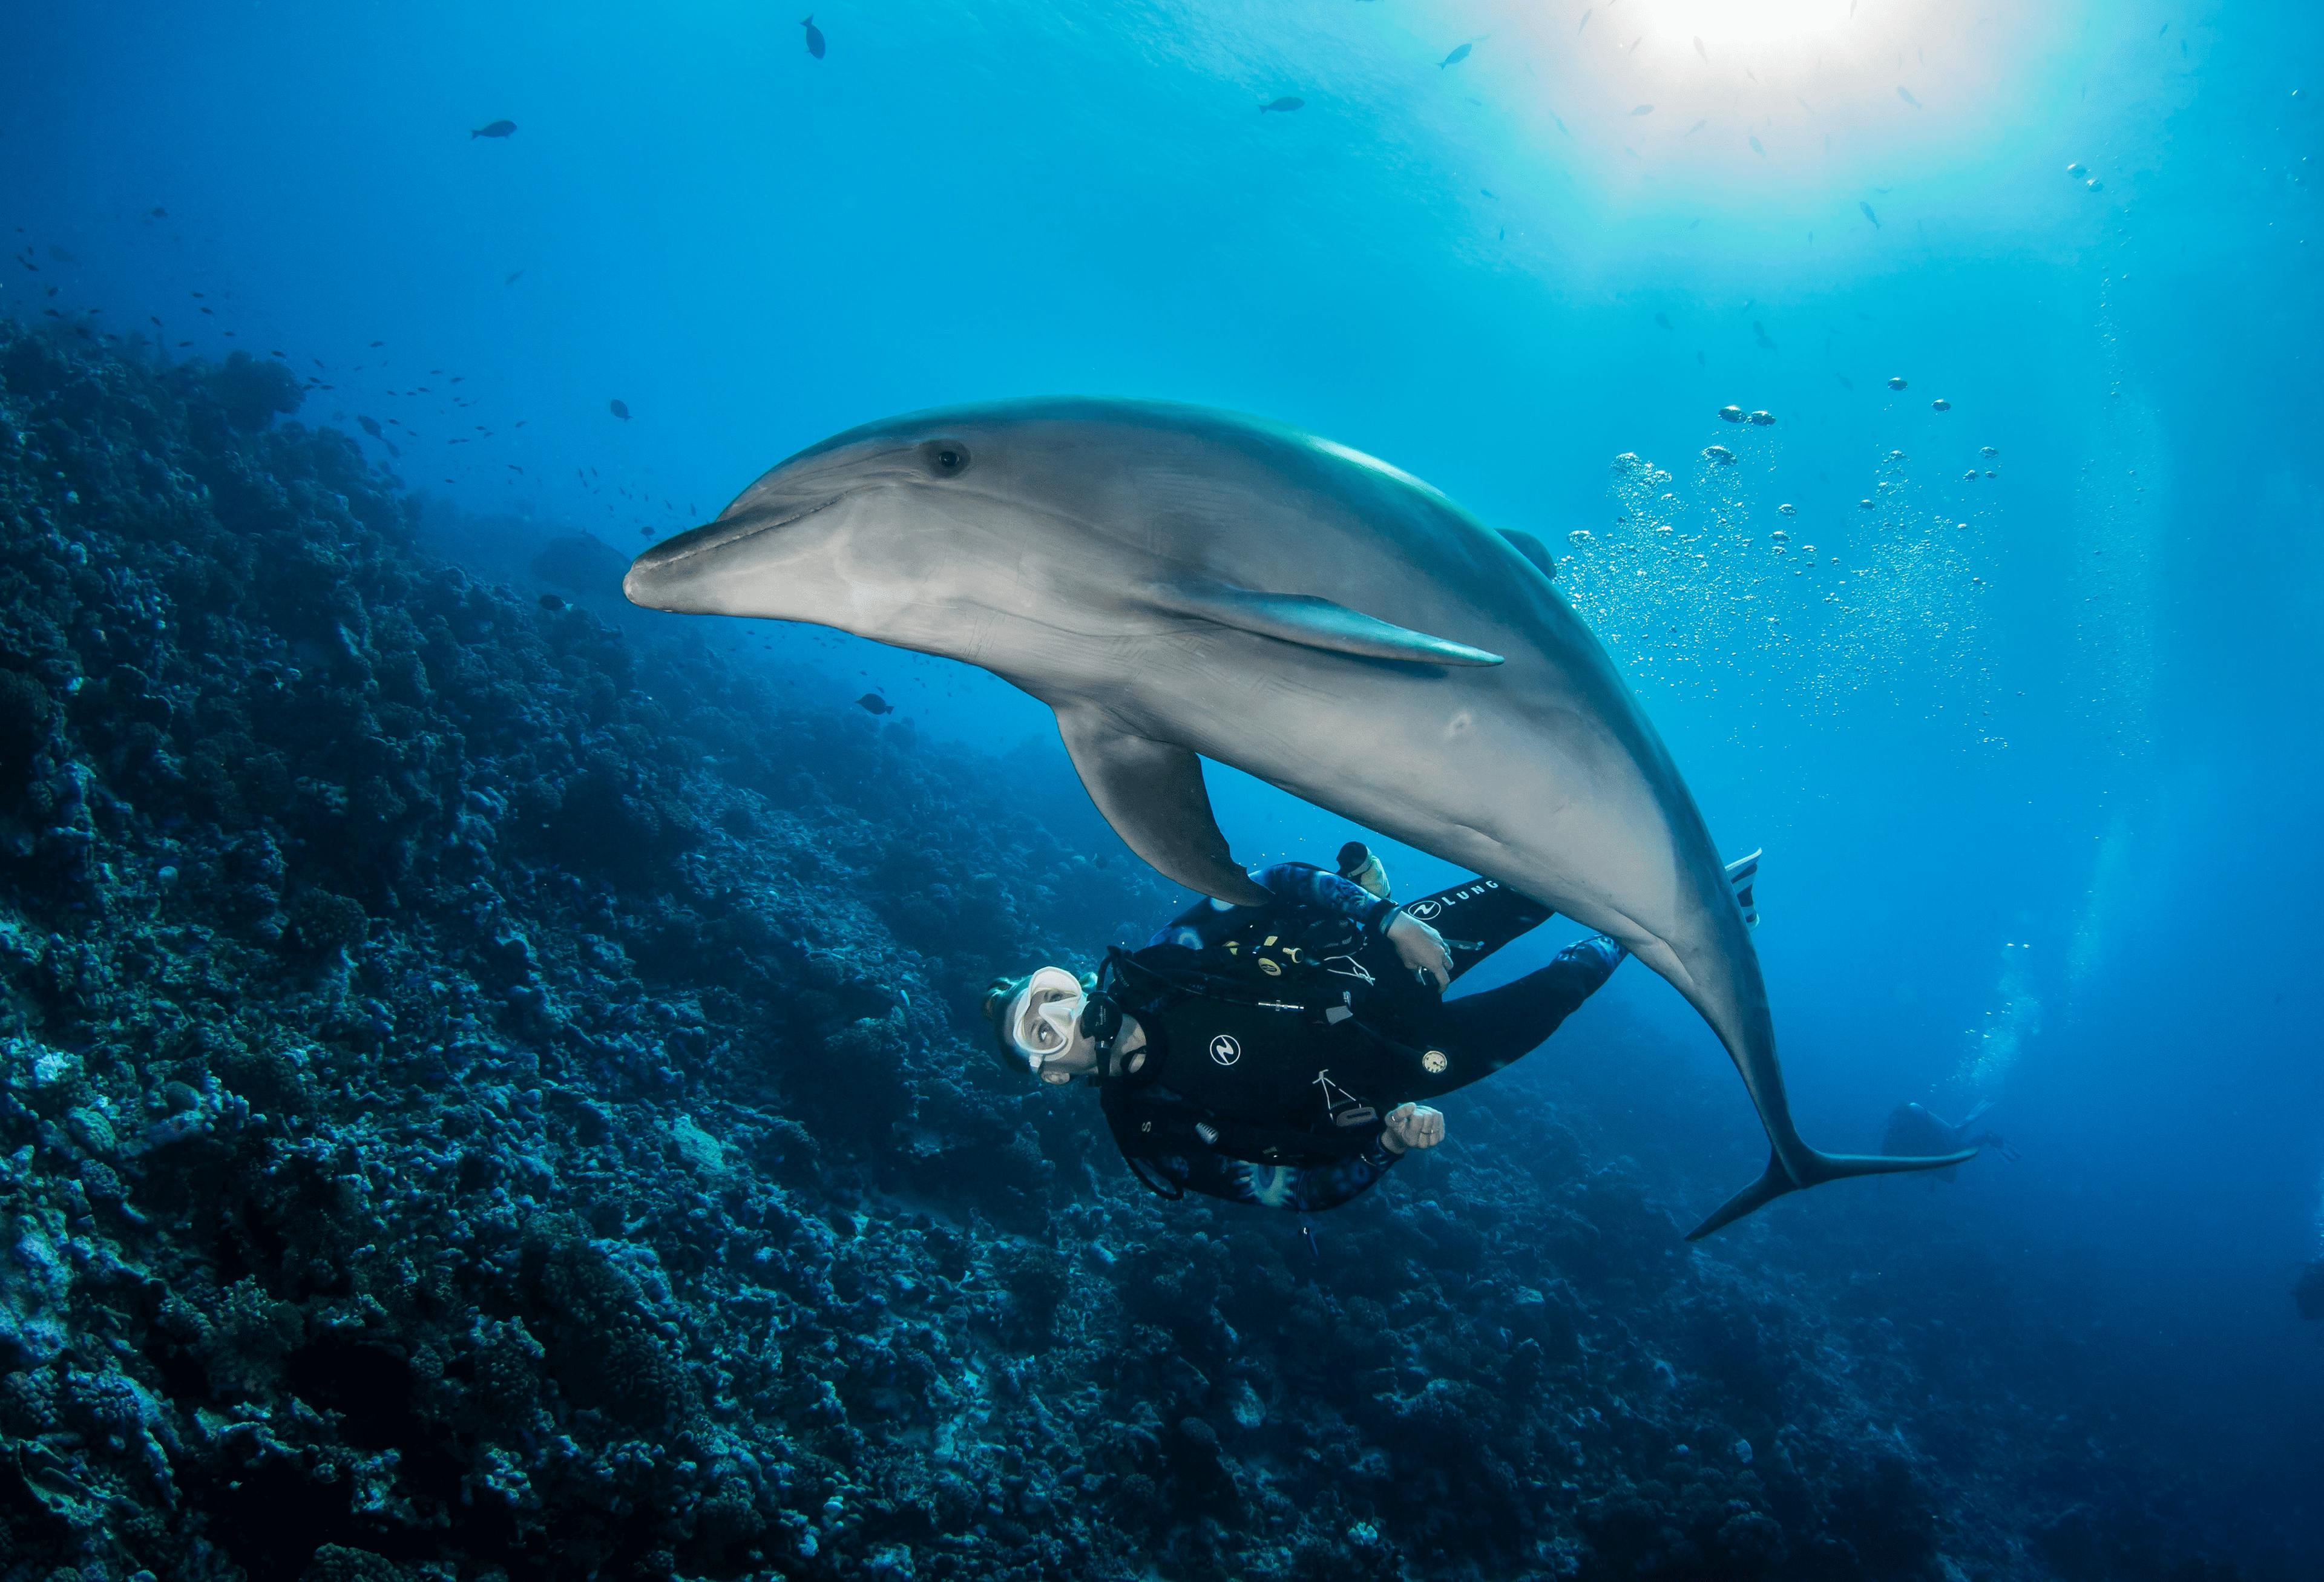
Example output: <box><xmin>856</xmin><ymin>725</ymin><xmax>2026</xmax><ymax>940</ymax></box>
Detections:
<box><xmin>357</xmin><ymin>415</ymin><xmax>382</xmax><ymax>438</ymax></box>
<box><xmin>1860</xmin><ymin>200</ymin><xmax>1881</xmax><ymax>228</ymax></box>
<box><xmin>856</xmin><ymin>692</ymin><xmax>893</xmax><ymax>715</ymax></box>
<box><xmin>539</xmin><ymin>594</ymin><xmax>566</xmax><ymax>611</ymax></box>
<box><xmin>609</xmin><ymin>399</ymin><xmax>631</xmax><ymax>421</ymax></box>
<box><xmin>1753</xmin><ymin>321</ymin><xmax>1778</xmax><ymax>351</ymax></box>
<box><xmin>1260</xmin><ymin>97</ymin><xmax>1304</xmax><ymax>114</ymax></box>
<box><xmin>505</xmin><ymin>269</ymin><xmax>525</xmax><ymax>285</ymax></box>
<box><xmin>471</xmin><ymin>120</ymin><xmax>517</xmax><ymax>139</ymax></box>
<box><xmin>1655</xmin><ymin>312</ymin><xmax>1672</xmax><ymax>329</ymax></box>
<box><xmin>802</xmin><ymin>15</ymin><xmax>826</xmax><ymax>58</ymax></box>
<box><xmin>1440</xmin><ymin>42</ymin><xmax>1472</xmax><ymax>67</ymax></box>
<box><xmin>148</xmin><ymin>207</ymin><xmax>167</xmax><ymax>218</ymax></box>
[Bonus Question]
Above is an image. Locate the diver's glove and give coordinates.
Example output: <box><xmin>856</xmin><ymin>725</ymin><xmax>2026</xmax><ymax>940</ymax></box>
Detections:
<box><xmin>1385</xmin><ymin>910</ymin><xmax>1454</xmax><ymax>989</ymax></box>
<box><xmin>1380</xmin><ymin>1102</ymin><xmax>1446</xmax><ymax>1154</ymax></box>
<box><xmin>1725</xmin><ymin>849</ymin><xmax>1762</xmax><ymax>929</ymax></box>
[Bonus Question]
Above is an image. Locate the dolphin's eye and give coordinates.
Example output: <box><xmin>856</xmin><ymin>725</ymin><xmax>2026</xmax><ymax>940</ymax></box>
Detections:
<box><xmin>921</xmin><ymin>440</ymin><xmax>971</xmax><ymax>478</ymax></box>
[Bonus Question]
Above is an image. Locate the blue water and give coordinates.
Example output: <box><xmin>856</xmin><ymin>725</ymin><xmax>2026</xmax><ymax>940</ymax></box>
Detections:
<box><xmin>6</xmin><ymin>0</ymin><xmax>2319</xmax><ymax>1557</ymax></box>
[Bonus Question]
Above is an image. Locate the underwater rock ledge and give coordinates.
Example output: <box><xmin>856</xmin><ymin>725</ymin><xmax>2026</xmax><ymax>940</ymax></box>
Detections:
<box><xmin>0</xmin><ymin>321</ymin><xmax>2263</xmax><ymax>1581</ymax></box>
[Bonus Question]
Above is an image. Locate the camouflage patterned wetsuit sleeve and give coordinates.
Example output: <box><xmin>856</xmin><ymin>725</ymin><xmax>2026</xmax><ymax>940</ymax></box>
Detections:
<box><xmin>1144</xmin><ymin>1141</ymin><xmax>1402</xmax><ymax>1212</ymax></box>
<box><xmin>1147</xmin><ymin>862</ymin><xmax>1397</xmax><ymax>953</ymax></box>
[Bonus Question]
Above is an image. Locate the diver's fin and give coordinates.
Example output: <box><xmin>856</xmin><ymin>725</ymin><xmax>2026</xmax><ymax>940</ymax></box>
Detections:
<box><xmin>1499</xmin><ymin>528</ymin><xmax>1558</xmax><ymax>582</ymax></box>
<box><xmin>1151</xmin><ymin>578</ymin><xmax>1505</xmax><ymax>667</ymax></box>
<box><xmin>1724</xmin><ymin>848</ymin><xmax>1762</xmax><ymax>928</ymax></box>
<box><xmin>1054</xmin><ymin>704</ymin><xmax>1270</xmax><ymax>906</ymax></box>
<box><xmin>1686</xmin><ymin>1144</ymin><xmax>1979</xmax><ymax>1241</ymax></box>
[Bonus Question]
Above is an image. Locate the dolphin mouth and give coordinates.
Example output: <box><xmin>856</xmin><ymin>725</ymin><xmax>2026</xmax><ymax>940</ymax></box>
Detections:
<box><xmin>628</xmin><ymin>494</ymin><xmax>844</xmax><ymax>577</ymax></box>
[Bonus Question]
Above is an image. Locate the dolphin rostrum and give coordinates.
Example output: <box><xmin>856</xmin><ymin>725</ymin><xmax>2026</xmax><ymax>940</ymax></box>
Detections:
<box><xmin>624</xmin><ymin>399</ymin><xmax>1973</xmax><ymax>1236</ymax></box>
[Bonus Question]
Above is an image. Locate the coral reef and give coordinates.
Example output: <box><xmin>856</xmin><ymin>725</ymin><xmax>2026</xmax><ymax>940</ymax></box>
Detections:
<box><xmin>0</xmin><ymin>321</ymin><xmax>2277</xmax><ymax>1581</ymax></box>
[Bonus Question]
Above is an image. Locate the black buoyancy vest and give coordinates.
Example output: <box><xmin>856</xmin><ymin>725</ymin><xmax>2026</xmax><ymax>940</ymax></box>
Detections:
<box><xmin>1094</xmin><ymin>946</ymin><xmax>1446</xmax><ymax>1172</ymax></box>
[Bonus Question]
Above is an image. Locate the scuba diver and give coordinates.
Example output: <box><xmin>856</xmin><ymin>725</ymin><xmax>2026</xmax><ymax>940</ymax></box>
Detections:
<box><xmin>1881</xmin><ymin>1099</ymin><xmax>2019</xmax><ymax>1182</ymax></box>
<box><xmin>983</xmin><ymin>841</ymin><xmax>1762</xmax><ymax>1213</ymax></box>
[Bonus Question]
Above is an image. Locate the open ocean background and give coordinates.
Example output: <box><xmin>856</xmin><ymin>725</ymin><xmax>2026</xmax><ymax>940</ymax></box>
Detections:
<box><xmin>3</xmin><ymin>0</ymin><xmax>2320</xmax><ymax>1575</ymax></box>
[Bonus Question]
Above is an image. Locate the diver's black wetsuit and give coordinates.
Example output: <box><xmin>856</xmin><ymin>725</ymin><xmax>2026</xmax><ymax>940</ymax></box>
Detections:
<box><xmin>1097</xmin><ymin>863</ymin><xmax>1625</xmax><ymax>1212</ymax></box>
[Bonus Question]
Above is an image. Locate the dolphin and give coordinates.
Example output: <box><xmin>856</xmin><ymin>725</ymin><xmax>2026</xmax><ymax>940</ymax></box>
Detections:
<box><xmin>623</xmin><ymin>399</ymin><xmax>1972</xmax><ymax>1236</ymax></box>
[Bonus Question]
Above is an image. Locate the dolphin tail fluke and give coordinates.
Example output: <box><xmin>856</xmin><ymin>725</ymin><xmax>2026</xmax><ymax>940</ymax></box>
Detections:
<box><xmin>1686</xmin><ymin>1144</ymin><xmax>1979</xmax><ymax>1241</ymax></box>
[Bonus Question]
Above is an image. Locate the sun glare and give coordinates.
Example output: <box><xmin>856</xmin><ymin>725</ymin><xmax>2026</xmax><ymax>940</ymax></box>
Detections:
<box><xmin>1477</xmin><ymin>0</ymin><xmax>2053</xmax><ymax>202</ymax></box>
<box><xmin>1627</xmin><ymin>0</ymin><xmax>1862</xmax><ymax>51</ymax></box>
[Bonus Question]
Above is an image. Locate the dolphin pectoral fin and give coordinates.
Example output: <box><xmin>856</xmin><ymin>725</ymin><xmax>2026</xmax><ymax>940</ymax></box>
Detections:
<box><xmin>1054</xmin><ymin>707</ymin><xmax>1270</xmax><ymax>905</ymax></box>
<box><xmin>1686</xmin><ymin>1144</ymin><xmax>1981</xmax><ymax>1240</ymax></box>
<box><xmin>1152</xmin><ymin>579</ymin><xmax>1505</xmax><ymax>667</ymax></box>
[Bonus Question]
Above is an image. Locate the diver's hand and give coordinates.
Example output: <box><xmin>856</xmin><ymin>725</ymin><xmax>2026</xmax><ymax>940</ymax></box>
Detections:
<box><xmin>1380</xmin><ymin>1102</ymin><xmax>1445</xmax><ymax>1155</ymax></box>
<box><xmin>1386</xmin><ymin>911</ymin><xmax>1454</xmax><ymax>989</ymax></box>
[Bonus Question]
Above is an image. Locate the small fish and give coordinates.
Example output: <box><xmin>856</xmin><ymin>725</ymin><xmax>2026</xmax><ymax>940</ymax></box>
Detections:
<box><xmin>1749</xmin><ymin>135</ymin><xmax>1767</xmax><ymax>157</ymax></box>
<box><xmin>609</xmin><ymin>399</ymin><xmax>631</xmax><ymax>421</ymax></box>
<box><xmin>1753</xmin><ymin>321</ymin><xmax>1778</xmax><ymax>351</ymax></box>
<box><xmin>1630</xmin><ymin>103</ymin><xmax>1653</xmax><ymax>116</ymax></box>
<box><xmin>1896</xmin><ymin>86</ymin><xmax>1922</xmax><ymax>107</ymax></box>
<box><xmin>1440</xmin><ymin>41</ymin><xmax>1472</xmax><ymax>68</ymax></box>
<box><xmin>1654</xmin><ymin>312</ymin><xmax>1672</xmax><ymax>330</ymax></box>
<box><xmin>358</xmin><ymin>415</ymin><xmax>382</xmax><ymax>438</ymax></box>
<box><xmin>148</xmin><ymin>206</ymin><xmax>167</xmax><ymax>218</ymax></box>
<box><xmin>471</xmin><ymin>119</ymin><xmax>517</xmax><ymax>139</ymax></box>
<box><xmin>505</xmin><ymin>268</ymin><xmax>525</xmax><ymax>284</ymax></box>
<box><xmin>1551</xmin><ymin>113</ymin><xmax>1570</xmax><ymax>136</ymax></box>
<box><xmin>1860</xmin><ymin>200</ymin><xmax>1881</xmax><ymax>228</ymax></box>
<box><xmin>1259</xmin><ymin>97</ymin><xmax>1304</xmax><ymax>114</ymax></box>
<box><xmin>539</xmin><ymin>594</ymin><xmax>566</xmax><ymax>611</ymax></box>
<box><xmin>856</xmin><ymin>692</ymin><xmax>894</xmax><ymax>715</ymax></box>
<box><xmin>1686</xmin><ymin>118</ymin><xmax>1707</xmax><ymax>136</ymax></box>
<box><xmin>1578</xmin><ymin>8</ymin><xmax>1591</xmax><ymax>32</ymax></box>
<box><xmin>802</xmin><ymin>15</ymin><xmax>826</xmax><ymax>59</ymax></box>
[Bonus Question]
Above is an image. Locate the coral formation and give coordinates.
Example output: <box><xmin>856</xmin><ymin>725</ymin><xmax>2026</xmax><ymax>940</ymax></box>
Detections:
<box><xmin>0</xmin><ymin>321</ymin><xmax>2273</xmax><ymax>1580</ymax></box>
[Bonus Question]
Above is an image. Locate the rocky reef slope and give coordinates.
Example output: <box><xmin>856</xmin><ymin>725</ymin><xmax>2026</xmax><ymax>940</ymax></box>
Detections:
<box><xmin>0</xmin><ymin>324</ymin><xmax>2271</xmax><ymax>1582</ymax></box>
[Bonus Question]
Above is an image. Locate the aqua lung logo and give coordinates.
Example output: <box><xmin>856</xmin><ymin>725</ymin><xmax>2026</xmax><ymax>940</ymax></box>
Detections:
<box><xmin>1209</xmin><ymin>1034</ymin><xmax>1242</xmax><ymax>1066</ymax></box>
<box><xmin>1407</xmin><ymin>900</ymin><xmax>1443</xmax><ymax>921</ymax></box>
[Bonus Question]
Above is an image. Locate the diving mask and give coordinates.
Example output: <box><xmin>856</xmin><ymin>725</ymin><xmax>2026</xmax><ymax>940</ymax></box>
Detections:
<box><xmin>1003</xmin><ymin>967</ymin><xmax>1088</xmax><ymax>1079</ymax></box>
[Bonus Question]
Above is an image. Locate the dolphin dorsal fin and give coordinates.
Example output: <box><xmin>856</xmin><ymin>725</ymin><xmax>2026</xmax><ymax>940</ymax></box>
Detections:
<box><xmin>1054</xmin><ymin>704</ymin><xmax>1270</xmax><ymax>906</ymax></box>
<box><xmin>1152</xmin><ymin>577</ymin><xmax>1504</xmax><ymax>667</ymax></box>
<box><xmin>1498</xmin><ymin>528</ymin><xmax>1558</xmax><ymax>582</ymax></box>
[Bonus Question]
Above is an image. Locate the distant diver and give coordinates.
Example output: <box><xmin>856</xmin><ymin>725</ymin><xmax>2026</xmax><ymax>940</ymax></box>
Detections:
<box><xmin>2296</xmin><ymin>1259</ymin><xmax>2324</xmax><ymax>1323</ymax></box>
<box><xmin>622</xmin><ymin>397</ymin><xmax>1976</xmax><ymax>1236</ymax></box>
<box><xmin>1882</xmin><ymin>1099</ymin><xmax>2018</xmax><ymax>1181</ymax></box>
<box><xmin>979</xmin><ymin>844</ymin><xmax>1756</xmax><ymax>1213</ymax></box>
